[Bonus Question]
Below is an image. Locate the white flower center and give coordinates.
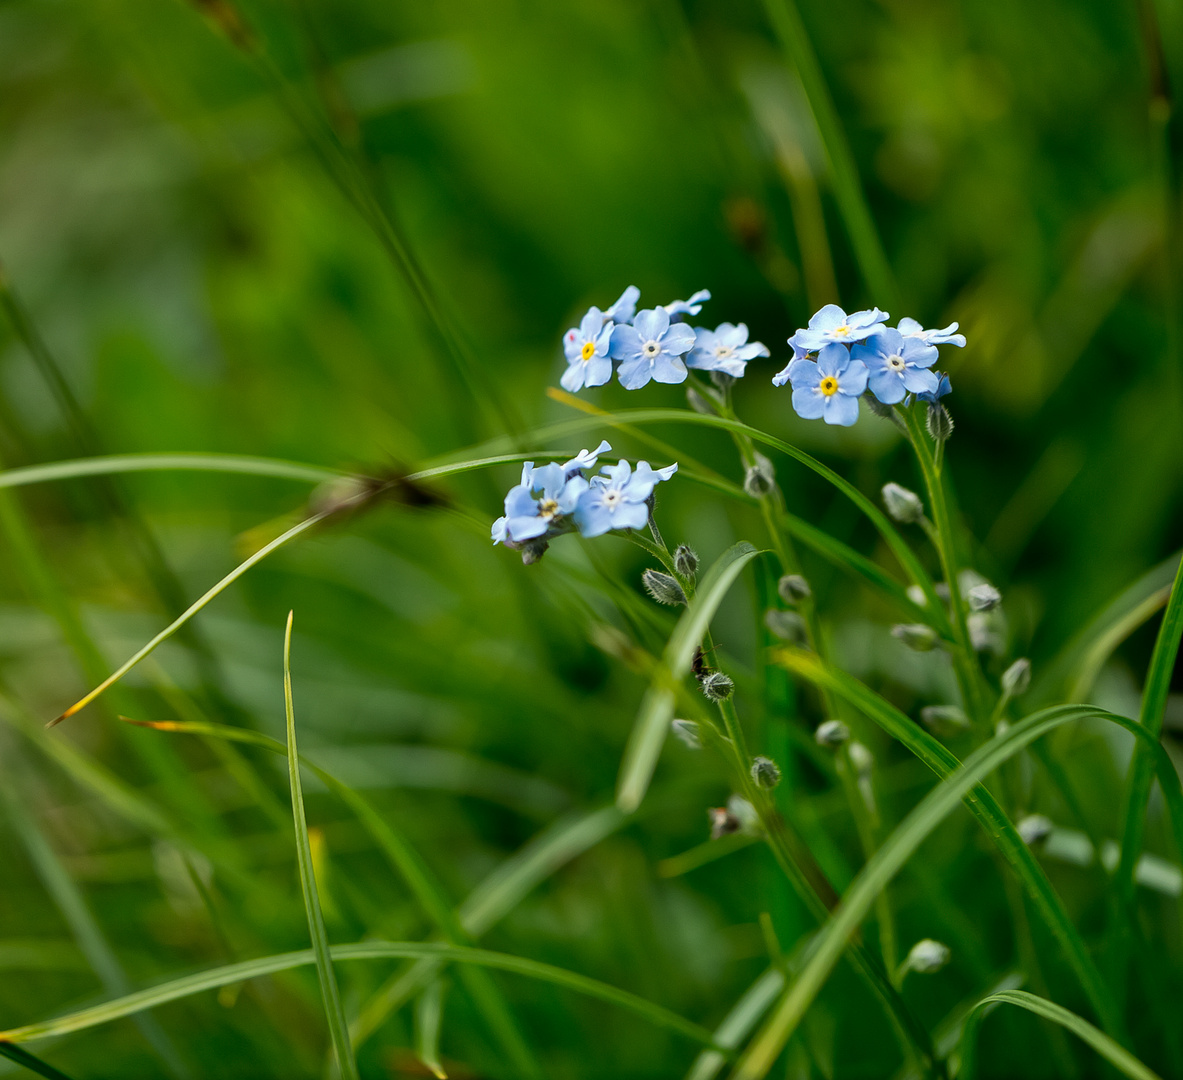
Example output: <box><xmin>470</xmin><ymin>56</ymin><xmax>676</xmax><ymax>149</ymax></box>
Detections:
<box><xmin>715</xmin><ymin>345</ymin><xmax>732</xmax><ymax>357</ymax></box>
<box><xmin>642</xmin><ymin>340</ymin><xmax>660</xmax><ymax>357</ymax></box>
<box><xmin>601</xmin><ymin>489</ymin><xmax>622</xmax><ymax>509</ymax></box>
<box><xmin>887</xmin><ymin>354</ymin><xmax>906</xmax><ymax>372</ymax></box>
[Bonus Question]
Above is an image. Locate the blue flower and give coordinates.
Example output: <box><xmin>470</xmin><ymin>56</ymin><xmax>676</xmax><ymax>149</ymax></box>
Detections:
<box><xmin>605</xmin><ymin>285</ymin><xmax>641</xmax><ymax>326</ymax></box>
<box><xmin>771</xmin><ymin>332</ymin><xmax>810</xmax><ymax>387</ymax></box>
<box><xmin>917</xmin><ymin>372</ymin><xmax>951</xmax><ymax>403</ymax></box>
<box><xmin>561</xmin><ymin>440</ymin><xmax>612</xmax><ymax>476</ymax></box>
<box><xmin>852</xmin><ymin>328</ymin><xmax>939</xmax><ymax>404</ymax></box>
<box><xmin>663</xmin><ymin>289</ymin><xmax>711</xmax><ymax>319</ymax></box>
<box><xmin>787</xmin><ymin>343</ymin><xmax>868</xmax><ymax>427</ymax></box>
<box><xmin>561</xmin><ymin>307</ymin><xmax>615</xmax><ymax>392</ymax></box>
<box><xmin>686</xmin><ymin>323</ymin><xmax>769</xmax><ymax>377</ymax></box>
<box><xmin>610</xmin><ymin>307</ymin><xmax>697</xmax><ymax>389</ymax></box>
<box><xmin>495</xmin><ymin>462</ymin><xmax>588</xmax><ymax>544</ymax></box>
<box><xmin>898</xmin><ymin>317</ymin><xmax>966</xmax><ymax>348</ymax></box>
<box><xmin>575</xmin><ymin>459</ymin><xmax>678</xmax><ymax>538</ymax></box>
<box><xmin>794</xmin><ymin>304</ymin><xmax>889</xmax><ymax>351</ymax></box>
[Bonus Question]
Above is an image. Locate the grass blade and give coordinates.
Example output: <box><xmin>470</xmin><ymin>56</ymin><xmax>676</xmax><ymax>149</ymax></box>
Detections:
<box><xmin>0</xmin><ymin>941</ymin><xmax>722</xmax><ymax>1051</ymax></box>
<box><xmin>0</xmin><ymin>453</ymin><xmax>341</xmax><ymax>490</ymax></box>
<box><xmin>730</xmin><ymin>699</ymin><xmax>1183</xmax><ymax>1078</ymax></box>
<box><xmin>616</xmin><ymin>541</ymin><xmax>760</xmax><ymax>812</ymax></box>
<box><xmin>958</xmin><ymin>990</ymin><xmax>1163</xmax><ymax>1080</ymax></box>
<box><xmin>0</xmin><ymin>1042</ymin><xmax>79</xmax><ymax>1080</ymax></box>
<box><xmin>282</xmin><ymin>613</ymin><xmax>359</xmax><ymax>1080</ymax></box>
<box><xmin>415</xmin><ymin>978</ymin><xmax>449</xmax><ymax>1079</ymax></box>
<box><xmin>684</xmin><ymin>968</ymin><xmax>784</xmax><ymax>1080</ymax></box>
<box><xmin>776</xmin><ymin>649</ymin><xmax>1126</xmax><ymax>1040</ymax></box>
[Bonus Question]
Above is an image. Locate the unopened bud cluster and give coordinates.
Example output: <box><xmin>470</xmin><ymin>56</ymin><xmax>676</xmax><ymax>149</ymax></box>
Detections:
<box><xmin>642</xmin><ymin>569</ymin><xmax>686</xmax><ymax>606</ymax></box>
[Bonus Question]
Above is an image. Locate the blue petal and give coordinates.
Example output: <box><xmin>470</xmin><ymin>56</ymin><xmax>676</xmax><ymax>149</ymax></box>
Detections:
<box><xmin>824</xmin><ymin>393</ymin><xmax>860</xmax><ymax>426</ymax></box>
<box><xmin>633</xmin><ymin>307</ymin><xmax>670</xmax><ymax>341</ymax></box>
<box><xmin>617</xmin><ymin>356</ymin><xmax>654</xmax><ymax>390</ymax></box>
<box><xmin>791</xmin><ymin>386</ymin><xmax>825</xmax><ymax>419</ymax></box>
<box><xmin>816</xmin><ymin>343</ymin><xmax>851</xmax><ymax>377</ymax></box>
<box><xmin>868</xmin><ymin>369</ymin><xmax>906</xmax><ymax>404</ymax></box>
<box><xmin>840</xmin><ymin>359</ymin><xmax>868</xmax><ymax>395</ymax></box>
<box><xmin>605</xmin><ymin>285</ymin><xmax>640</xmax><ymax>325</ymax></box>
<box><xmin>865</xmin><ymin>327</ymin><xmax>902</xmax><ymax>355</ymax></box>
<box><xmin>771</xmin><ymin>360</ymin><xmax>794</xmax><ymax>387</ymax></box>
<box><xmin>583</xmin><ymin>355</ymin><xmax>613</xmax><ymax>387</ymax></box>
<box><xmin>788</xmin><ymin>358</ymin><xmax>821</xmax><ymax>389</ymax></box>
<box><xmin>651</xmin><ymin>354</ymin><xmax>689</xmax><ymax>384</ymax></box>
<box><xmin>562</xmin><ymin>441</ymin><xmax>611</xmax><ymax>475</ymax></box>
<box><xmin>532</xmin><ymin>463</ymin><xmax>566</xmax><ymax>498</ymax></box>
<box><xmin>574</xmin><ymin>493</ymin><xmax>614</xmax><ymax>538</ymax></box>
<box><xmin>902</xmin><ymin>367</ymin><xmax>939</xmax><ymax>394</ymax></box>
<box><xmin>897</xmin><ymin>316</ymin><xmax>924</xmax><ymax>336</ymax></box>
<box><xmin>560</xmin><ymin>361</ymin><xmax>587</xmax><ymax>393</ymax></box>
<box><xmin>506</xmin><ymin>513</ymin><xmax>548</xmax><ymax>540</ymax></box>
<box><xmin>808</xmin><ymin>303</ymin><xmax>847</xmax><ymax>330</ymax></box>
<box><xmin>600</xmin><ymin>460</ymin><xmax>632</xmax><ymax>487</ymax></box>
<box><xmin>847</xmin><ymin>307</ymin><xmax>890</xmax><ymax>331</ymax></box>
<box><xmin>662</xmin><ymin>322</ymin><xmax>697</xmax><ymax>355</ymax></box>
<box><xmin>901</xmin><ymin>338</ymin><xmax>939</xmax><ymax>368</ymax></box>
<box><xmin>557</xmin><ymin>475</ymin><xmax>589</xmax><ymax>512</ymax></box>
<box><xmin>593</xmin><ymin>321</ymin><xmax>614</xmax><ymax>355</ymax></box>
<box><xmin>491</xmin><ymin>517</ymin><xmax>507</xmax><ymax>544</ymax></box>
<box><xmin>504</xmin><ymin>484</ymin><xmax>537</xmax><ymax>516</ymax></box>
<box><xmin>562</xmin><ymin>327</ymin><xmax>583</xmax><ymax>360</ymax></box>
<box><xmin>579</xmin><ymin>307</ymin><xmax>604</xmax><ymax>341</ymax></box>
<box><xmin>609</xmin><ymin>323</ymin><xmax>643</xmax><ymax>361</ymax></box>
<box><xmin>612</xmin><ymin>502</ymin><xmax>651</xmax><ymax>531</ymax></box>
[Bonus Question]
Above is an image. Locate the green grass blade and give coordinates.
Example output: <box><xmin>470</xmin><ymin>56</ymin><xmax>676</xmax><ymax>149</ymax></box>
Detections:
<box><xmin>958</xmin><ymin>990</ymin><xmax>1163</xmax><ymax>1080</ymax></box>
<box><xmin>0</xmin><ymin>1042</ymin><xmax>79</xmax><ymax>1080</ymax></box>
<box><xmin>684</xmin><ymin>968</ymin><xmax>784</xmax><ymax>1080</ymax></box>
<box><xmin>414</xmin><ymin>978</ymin><xmax>449</xmax><ymax>1079</ymax></box>
<box><xmin>1114</xmin><ymin>547</ymin><xmax>1183</xmax><ymax>948</ymax></box>
<box><xmin>282</xmin><ymin>613</ymin><xmax>359</xmax><ymax>1080</ymax></box>
<box><xmin>0</xmin><ymin>453</ymin><xmax>342</xmax><ymax>489</ymax></box>
<box><xmin>775</xmin><ymin>650</ymin><xmax>1125</xmax><ymax>1040</ymax></box>
<box><xmin>0</xmin><ymin>941</ymin><xmax>721</xmax><ymax>1050</ymax></box>
<box><xmin>616</xmin><ymin>541</ymin><xmax>760</xmax><ymax>812</ymax></box>
<box><xmin>758</xmin><ymin>0</ymin><xmax>897</xmax><ymax>305</ymax></box>
<box><xmin>730</xmin><ymin>699</ymin><xmax>1183</xmax><ymax>1078</ymax></box>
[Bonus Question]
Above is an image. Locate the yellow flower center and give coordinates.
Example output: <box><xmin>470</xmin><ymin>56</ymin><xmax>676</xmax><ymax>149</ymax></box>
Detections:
<box><xmin>538</xmin><ymin>498</ymin><xmax>560</xmax><ymax>519</ymax></box>
<box><xmin>580</xmin><ymin>340</ymin><xmax>596</xmax><ymax>361</ymax></box>
<box><xmin>833</xmin><ymin>325</ymin><xmax>851</xmax><ymax>337</ymax></box>
<box><xmin>819</xmin><ymin>376</ymin><xmax>839</xmax><ymax>396</ymax></box>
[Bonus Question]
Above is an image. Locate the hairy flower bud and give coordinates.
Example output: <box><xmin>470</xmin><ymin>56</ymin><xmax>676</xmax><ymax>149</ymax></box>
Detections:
<box><xmin>671</xmin><ymin>719</ymin><xmax>701</xmax><ymax>749</ymax></box>
<box><xmin>906</xmin><ymin>938</ymin><xmax>951</xmax><ymax>974</ymax></box>
<box><xmin>1017</xmin><ymin>813</ymin><xmax>1054</xmax><ymax>846</ymax></box>
<box><xmin>686</xmin><ymin>386</ymin><xmax>714</xmax><ymax>415</ymax></box>
<box><xmin>700</xmin><ymin>671</ymin><xmax>735</xmax><ymax>701</ymax></box>
<box><xmin>891</xmin><ymin>623</ymin><xmax>938</xmax><ymax>651</ymax></box>
<box><xmin>848</xmin><ymin>740</ymin><xmax>874</xmax><ymax>777</ymax></box>
<box><xmin>710</xmin><ymin>370</ymin><xmax>736</xmax><ymax>392</ymax></box>
<box><xmin>778</xmin><ymin>574</ymin><xmax>811</xmax><ymax>603</ymax></box>
<box><xmin>674</xmin><ymin>544</ymin><xmax>698</xmax><ymax>579</ymax></box>
<box><xmin>882</xmin><ymin>482</ymin><xmax>924</xmax><ymax>524</ymax></box>
<box><xmin>642</xmin><ymin>569</ymin><xmax>687</xmax><ymax>606</ymax></box>
<box><xmin>864</xmin><ymin>394</ymin><xmax>895</xmax><ymax>419</ymax></box>
<box><xmin>814</xmin><ymin>719</ymin><xmax>850</xmax><ymax>748</ymax></box>
<box><xmin>750</xmin><ymin>756</ymin><xmax>781</xmax><ymax>789</ymax></box>
<box><xmin>919</xmin><ymin>705</ymin><xmax>970</xmax><ymax>736</ymax></box>
<box><xmin>764</xmin><ymin>609</ymin><xmax>807</xmax><ymax>643</ymax></box>
<box><xmin>967</xmin><ymin>583</ymin><xmax>1001</xmax><ymax>611</ymax></box>
<box><xmin>927</xmin><ymin>404</ymin><xmax>954</xmax><ymax>442</ymax></box>
<box><xmin>1002</xmin><ymin>658</ymin><xmax>1031</xmax><ymax>697</ymax></box>
<box><xmin>743</xmin><ymin>453</ymin><xmax>776</xmax><ymax>498</ymax></box>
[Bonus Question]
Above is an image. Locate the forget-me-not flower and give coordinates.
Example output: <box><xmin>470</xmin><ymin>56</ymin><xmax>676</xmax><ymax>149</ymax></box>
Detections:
<box><xmin>610</xmin><ymin>307</ymin><xmax>696</xmax><ymax>389</ymax></box>
<box><xmin>918</xmin><ymin>372</ymin><xmax>951</xmax><ymax>403</ymax></box>
<box><xmin>575</xmin><ymin>459</ymin><xmax>678</xmax><ymax>538</ymax></box>
<box><xmin>495</xmin><ymin>462</ymin><xmax>588</xmax><ymax>544</ymax></box>
<box><xmin>794</xmin><ymin>304</ymin><xmax>889</xmax><ymax>351</ymax></box>
<box><xmin>686</xmin><ymin>323</ymin><xmax>770</xmax><ymax>377</ymax></box>
<box><xmin>771</xmin><ymin>331</ymin><xmax>810</xmax><ymax>387</ymax></box>
<box><xmin>561</xmin><ymin>440</ymin><xmax>612</xmax><ymax>476</ymax></box>
<box><xmin>561</xmin><ymin>307</ymin><xmax>615</xmax><ymax>392</ymax></box>
<box><xmin>787</xmin><ymin>343</ymin><xmax>868</xmax><ymax>427</ymax></box>
<box><xmin>898</xmin><ymin>317</ymin><xmax>966</xmax><ymax>348</ymax></box>
<box><xmin>663</xmin><ymin>289</ymin><xmax>711</xmax><ymax>319</ymax></box>
<box><xmin>605</xmin><ymin>285</ymin><xmax>641</xmax><ymax>326</ymax></box>
<box><xmin>852</xmin><ymin>328</ymin><xmax>939</xmax><ymax>404</ymax></box>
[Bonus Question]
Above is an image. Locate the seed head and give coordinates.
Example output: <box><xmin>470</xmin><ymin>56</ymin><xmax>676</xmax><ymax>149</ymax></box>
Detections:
<box><xmin>750</xmin><ymin>756</ymin><xmax>781</xmax><ymax>789</ymax></box>
<box><xmin>743</xmin><ymin>454</ymin><xmax>776</xmax><ymax>498</ymax></box>
<box><xmin>919</xmin><ymin>705</ymin><xmax>970</xmax><ymax>736</ymax></box>
<box><xmin>1017</xmin><ymin>813</ymin><xmax>1054</xmax><ymax>846</ymax></box>
<box><xmin>891</xmin><ymin>623</ymin><xmax>938</xmax><ymax>651</ymax></box>
<box><xmin>814</xmin><ymin>719</ymin><xmax>850</xmax><ymax>748</ymax></box>
<box><xmin>882</xmin><ymin>482</ymin><xmax>924</xmax><ymax>524</ymax></box>
<box><xmin>777</xmin><ymin>574</ymin><xmax>811</xmax><ymax>603</ymax></box>
<box><xmin>1002</xmin><ymin>658</ymin><xmax>1031</xmax><ymax>697</ymax></box>
<box><xmin>764</xmin><ymin>609</ymin><xmax>807</xmax><ymax>643</ymax></box>
<box><xmin>848</xmin><ymin>740</ymin><xmax>874</xmax><ymax>777</ymax></box>
<box><xmin>699</xmin><ymin>671</ymin><xmax>735</xmax><ymax>701</ymax></box>
<box><xmin>967</xmin><ymin>583</ymin><xmax>1001</xmax><ymax>611</ymax></box>
<box><xmin>906</xmin><ymin>938</ymin><xmax>951</xmax><ymax>974</ymax></box>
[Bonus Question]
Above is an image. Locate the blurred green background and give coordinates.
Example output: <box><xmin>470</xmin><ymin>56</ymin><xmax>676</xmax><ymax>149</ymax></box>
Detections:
<box><xmin>0</xmin><ymin>0</ymin><xmax>1180</xmax><ymax>1076</ymax></box>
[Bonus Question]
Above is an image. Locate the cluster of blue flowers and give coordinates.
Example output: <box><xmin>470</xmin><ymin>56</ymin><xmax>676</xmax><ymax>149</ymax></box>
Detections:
<box><xmin>772</xmin><ymin>305</ymin><xmax>963</xmax><ymax>427</ymax></box>
<box><xmin>561</xmin><ymin>286</ymin><xmax>771</xmax><ymax>392</ymax></box>
<box><xmin>491</xmin><ymin>440</ymin><xmax>678</xmax><ymax>560</ymax></box>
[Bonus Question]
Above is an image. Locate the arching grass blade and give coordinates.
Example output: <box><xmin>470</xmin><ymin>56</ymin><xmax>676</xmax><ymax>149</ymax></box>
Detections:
<box><xmin>0</xmin><ymin>1042</ymin><xmax>79</xmax><ymax>1080</ymax></box>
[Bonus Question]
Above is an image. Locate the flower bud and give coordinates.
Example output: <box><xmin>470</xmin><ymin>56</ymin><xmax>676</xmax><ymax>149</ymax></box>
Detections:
<box><xmin>848</xmin><ymin>740</ymin><xmax>874</xmax><ymax>777</ymax></box>
<box><xmin>700</xmin><ymin>671</ymin><xmax>734</xmax><ymax>701</ymax></box>
<box><xmin>814</xmin><ymin>719</ymin><xmax>850</xmax><ymax>748</ymax></box>
<box><xmin>674</xmin><ymin>544</ymin><xmax>698</xmax><ymax>579</ymax></box>
<box><xmin>905</xmin><ymin>938</ymin><xmax>951</xmax><ymax>974</ymax></box>
<box><xmin>750</xmin><ymin>756</ymin><xmax>781</xmax><ymax>789</ymax></box>
<box><xmin>671</xmin><ymin>719</ymin><xmax>701</xmax><ymax>749</ymax></box>
<box><xmin>892</xmin><ymin>623</ymin><xmax>938</xmax><ymax>651</ymax></box>
<box><xmin>919</xmin><ymin>705</ymin><xmax>970</xmax><ymax>736</ymax></box>
<box><xmin>520</xmin><ymin>538</ymin><xmax>549</xmax><ymax>565</ymax></box>
<box><xmin>764</xmin><ymin>609</ymin><xmax>807</xmax><ymax>643</ymax></box>
<box><xmin>642</xmin><ymin>569</ymin><xmax>687</xmax><ymax>606</ymax></box>
<box><xmin>743</xmin><ymin>454</ymin><xmax>776</xmax><ymax>498</ymax></box>
<box><xmin>686</xmin><ymin>386</ymin><xmax>714</xmax><ymax>415</ymax></box>
<box><xmin>927</xmin><ymin>404</ymin><xmax>954</xmax><ymax>442</ymax></box>
<box><xmin>707</xmin><ymin>806</ymin><xmax>741</xmax><ymax>839</ymax></box>
<box><xmin>1017</xmin><ymin>813</ymin><xmax>1054</xmax><ymax>846</ymax></box>
<box><xmin>967</xmin><ymin>583</ymin><xmax>1001</xmax><ymax>611</ymax></box>
<box><xmin>710</xmin><ymin>370</ymin><xmax>736</xmax><ymax>392</ymax></box>
<box><xmin>864</xmin><ymin>394</ymin><xmax>895</xmax><ymax>419</ymax></box>
<box><xmin>1002</xmin><ymin>658</ymin><xmax>1031</xmax><ymax>697</ymax></box>
<box><xmin>777</xmin><ymin>574</ymin><xmax>811</xmax><ymax>603</ymax></box>
<box><xmin>906</xmin><ymin>584</ymin><xmax>927</xmax><ymax>607</ymax></box>
<box><xmin>968</xmin><ymin>612</ymin><xmax>1004</xmax><ymax>655</ymax></box>
<box><xmin>882</xmin><ymin>482</ymin><xmax>924</xmax><ymax>524</ymax></box>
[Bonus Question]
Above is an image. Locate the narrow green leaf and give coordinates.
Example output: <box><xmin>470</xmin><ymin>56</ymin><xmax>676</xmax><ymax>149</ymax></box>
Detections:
<box><xmin>415</xmin><ymin>978</ymin><xmax>449</xmax><ymax>1079</ymax></box>
<box><xmin>731</xmin><ymin>699</ymin><xmax>1183</xmax><ymax>1078</ymax></box>
<box><xmin>616</xmin><ymin>541</ymin><xmax>760</xmax><ymax>812</ymax></box>
<box><xmin>0</xmin><ymin>941</ymin><xmax>721</xmax><ymax>1051</ymax></box>
<box><xmin>0</xmin><ymin>453</ymin><xmax>341</xmax><ymax>489</ymax></box>
<box><xmin>958</xmin><ymin>990</ymin><xmax>1163</xmax><ymax>1080</ymax></box>
<box><xmin>282</xmin><ymin>613</ymin><xmax>359</xmax><ymax>1080</ymax></box>
<box><xmin>684</xmin><ymin>968</ymin><xmax>784</xmax><ymax>1080</ymax></box>
<box><xmin>0</xmin><ymin>1042</ymin><xmax>79</xmax><ymax>1080</ymax></box>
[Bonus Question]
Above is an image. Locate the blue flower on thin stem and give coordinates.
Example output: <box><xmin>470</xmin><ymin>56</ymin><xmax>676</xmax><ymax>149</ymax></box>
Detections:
<box><xmin>663</xmin><ymin>289</ymin><xmax>711</xmax><ymax>319</ymax></box>
<box><xmin>794</xmin><ymin>304</ymin><xmax>889</xmax><ymax>351</ymax></box>
<box><xmin>686</xmin><ymin>323</ymin><xmax>769</xmax><ymax>377</ymax></box>
<box><xmin>610</xmin><ymin>307</ymin><xmax>696</xmax><ymax>389</ymax></box>
<box><xmin>561</xmin><ymin>440</ymin><xmax>612</xmax><ymax>476</ymax></box>
<box><xmin>605</xmin><ymin>285</ymin><xmax>641</xmax><ymax>326</ymax></box>
<box><xmin>561</xmin><ymin>308</ymin><xmax>614</xmax><ymax>392</ymax></box>
<box><xmin>898</xmin><ymin>317</ymin><xmax>966</xmax><ymax>348</ymax></box>
<box><xmin>771</xmin><ymin>331</ymin><xmax>810</xmax><ymax>387</ymax></box>
<box><xmin>917</xmin><ymin>373</ymin><xmax>951</xmax><ymax>403</ymax></box>
<box><xmin>575</xmin><ymin>459</ymin><xmax>678</xmax><ymax>538</ymax></box>
<box><xmin>494</xmin><ymin>463</ymin><xmax>588</xmax><ymax>544</ymax></box>
<box><xmin>787</xmin><ymin>343</ymin><xmax>868</xmax><ymax>427</ymax></box>
<box><xmin>852</xmin><ymin>328</ymin><xmax>939</xmax><ymax>404</ymax></box>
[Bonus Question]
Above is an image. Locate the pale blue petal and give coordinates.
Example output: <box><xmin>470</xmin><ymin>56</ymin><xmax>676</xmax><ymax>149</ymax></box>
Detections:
<box><xmin>583</xmin><ymin>355</ymin><xmax>613</xmax><ymax>387</ymax></box>
<box><xmin>792</xmin><ymin>386</ymin><xmax>825</xmax><ymax>419</ymax></box>
<box><xmin>609</xmin><ymin>323</ymin><xmax>643</xmax><ymax>361</ymax></box>
<box><xmin>491</xmin><ymin>517</ymin><xmax>507</xmax><ymax>544</ymax></box>
<box><xmin>824</xmin><ymin>393</ymin><xmax>860</xmax><ymax>426</ymax></box>
<box><xmin>605</xmin><ymin>285</ymin><xmax>640</xmax><ymax>325</ymax></box>
<box><xmin>506</xmin><ymin>513</ymin><xmax>548</xmax><ymax>541</ymax></box>
<box><xmin>901</xmin><ymin>338</ymin><xmax>939</xmax><ymax>368</ymax></box>
<box><xmin>633</xmin><ymin>307</ymin><xmax>670</xmax><ymax>341</ymax></box>
<box><xmin>771</xmin><ymin>360</ymin><xmax>794</xmax><ymax>387</ymax></box>
<box><xmin>902</xmin><ymin>367</ymin><xmax>939</xmax><ymax>394</ymax></box>
<box><xmin>816</xmin><ymin>343</ymin><xmax>850</xmax><ymax>377</ymax></box>
<box><xmin>840</xmin><ymin>359</ymin><xmax>868</xmax><ymax>395</ymax></box>
<box><xmin>593</xmin><ymin>321</ymin><xmax>614</xmax><ymax>355</ymax></box>
<box><xmin>617</xmin><ymin>356</ymin><xmax>654</xmax><ymax>390</ymax></box>
<box><xmin>808</xmin><ymin>303</ymin><xmax>847</xmax><ymax>330</ymax></box>
<box><xmin>651</xmin><ymin>354</ymin><xmax>689</xmax><ymax>384</ymax></box>
<box><xmin>560</xmin><ymin>361</ymin><xmax>587</xmax><ymax>393</ymax></box>
<box><xmin>788</xmin><ymin>358</ymin><xmax>821</xmax><ymax>389</ymax></box>
<box><xmin>662</xmin><ymin>322</ymin><xmax>697</xmax><ymax>355</ymax></box>
<box><xmin>868</xmin><ymin>369</ymin><xmax>906</xmax><ymax>404</ymax></box>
